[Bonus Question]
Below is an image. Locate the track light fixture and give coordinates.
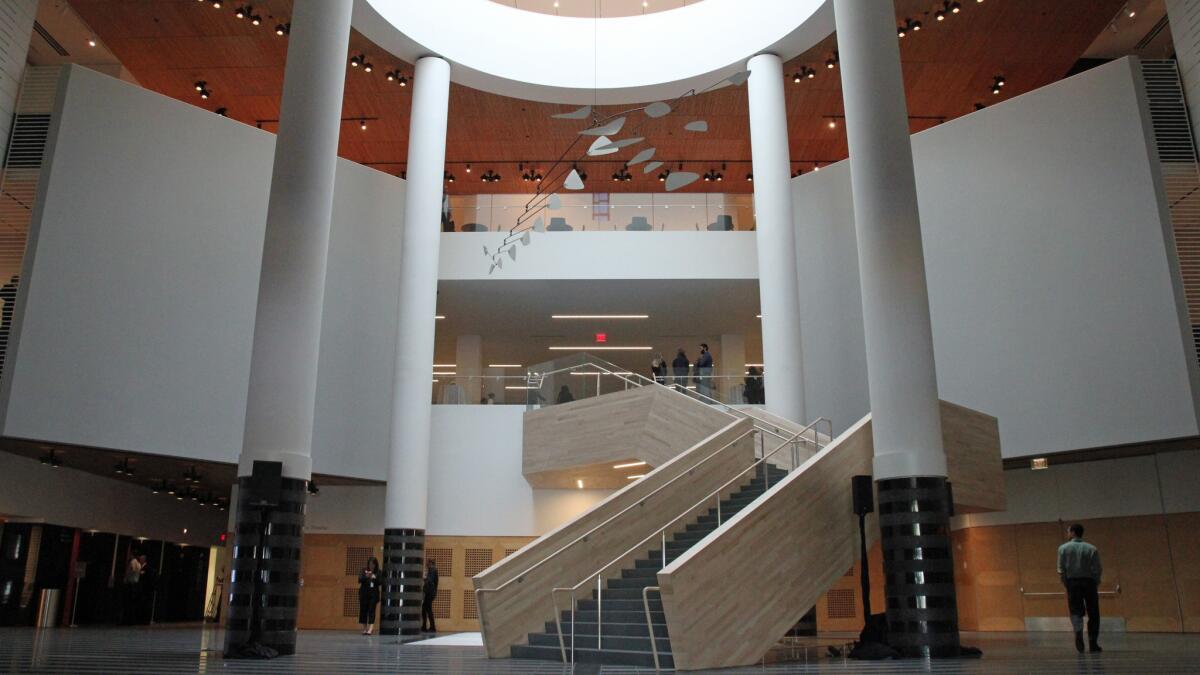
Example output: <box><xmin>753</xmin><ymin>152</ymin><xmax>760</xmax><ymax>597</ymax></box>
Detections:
<box><xmin>307</xmin><ymin>481</ymin><xmax>320</xmax><ymax>496</ymax></box>
<box><xmin>359</xmin><ymin>118</ymin><xmax>368</xmax><ymax>131</ymax></box>
<box><xmin>898</xmin><ymin>18</ymin><xmax>921</xmax><ymax>37</ymax></box>
<box><xmin>386</xmin><ymin>70</ymin><xmax>408</xmax><ymax>86</ymax></box>
<box><xmin>444</xmin><ymin>170</ymin><xmax>455</xmax><ymax>183</ymax></box>
<box><xmin>215</xmin><ymin>107</ymin><xmax>228</xmax><ymax>116</ymax></box>
<box><xmin>465</xmin><ymin>164</ymin><xmax>472</xmax><ymax>173</ymax></box>
<box><xmin>350</xmin><ymin>54</ymin><xmax>364</xmax><ymax>68</ymax></box>
<box><xmin>825</xmin><ymin>52</ymin><xmax>838</xmax><ymax>69</ymax></box>
<box><xmin>702</xmin><ymin>167</ymin><xmax>723</xmax><ymax>182</ymax></box>
<box><xmin>480</xmin><ymin>169</ymin><xmax>501</xmax><ymax>183</ymax></box>
<box><xmin>746</xmin><ymin>172</ymin><xmax>753</xmax><ymax>182</ymax></box>
<box><xmin>210</xmin><ymin>0</ymin><xmax>222</xmax><ymax>8</ymax></box>
<box><xmin>611</xmin><ymin>165</ymin><xmax>633</xmax><ymax>182</ymax></box>
<box><xmin>113</xmin><ymin>457</ymin><xmax>134</xmax><ymax>476</ymax></box>
<box><xmin>792</xmin><ymin>66</ymin><xmax>816</xmax><ymax>83</ymax></box>
<box><xmin>194</xmin><ymin>81</ymin><xmax>212</xmax><ymax>100</ymax></box>
<box><xmin>39</xmin><ymin>449</ymin><xmax>62</xmax><ymax>467</ymax></box>
<box><xmin>182</xmin><ymin>465</ymin><xmax>202</xmax><ymax>484</ymax></box>
<box><xmin>658</xmin><ymin>169</ymin><xmax>670</xmax><ymax>182</ymax></box>
<box><xmin>275</xmin><ymin>23</ymin><xmax>290</xmax><ymax>36</ymax></box>
<box><xmin>991</xmin><ymin>74</ymin><xmax>1005</xmax><ymax>95</ymax></box>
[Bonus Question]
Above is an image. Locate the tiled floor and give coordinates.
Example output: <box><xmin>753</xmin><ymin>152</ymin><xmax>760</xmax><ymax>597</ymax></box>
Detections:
<box><xmin>0</xmin><ymin>626</ymin><xmax>1198</xmax><ymax>674</ymax></box>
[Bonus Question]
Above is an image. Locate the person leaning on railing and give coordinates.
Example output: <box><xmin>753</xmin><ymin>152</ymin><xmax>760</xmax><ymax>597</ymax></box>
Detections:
<box><xmin>672</xmin><ymin>348</ymin><xmax>690</xmax><ymax>391</ymax></box>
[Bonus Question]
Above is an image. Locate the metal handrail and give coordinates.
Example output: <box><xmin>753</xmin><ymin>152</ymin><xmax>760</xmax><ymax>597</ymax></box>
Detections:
<box><xmin>1020</xmin><ymin>584</ymin><xmax>1121</xmax><ymax>597</ymax></box>
<box><xmin>477</xmin><ymin>424</ymin><xmax>757</xmax><ymax>598</ymax></box>
<box><xmin>551</xmin><ymin>417</ymin><xmax>830</xmax><ymax>664</ymax></box>
<box><xmin>643</xmin><ymin>586</ymin><xmax>662</xmax><ymax>670</ymax></box>
<box><xmin>528</xmin><ymin>355</ymin><xmax>795</xmax><ymax>444</ymax></box>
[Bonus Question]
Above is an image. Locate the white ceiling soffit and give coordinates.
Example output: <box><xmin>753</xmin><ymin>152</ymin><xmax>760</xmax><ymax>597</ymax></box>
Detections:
<box><xmin>353</xmin><ymin>0</ymin><xmax>834</xmax><ymax>104</ymax></box>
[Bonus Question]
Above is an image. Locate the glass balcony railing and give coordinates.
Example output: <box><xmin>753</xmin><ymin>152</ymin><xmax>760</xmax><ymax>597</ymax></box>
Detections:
<box><xmin>443</xmin><ymin>193</ymin><xmax>755</xmax><ymax>233</ymax></box>
<box><xmin>432</xmin><ymin>353</ymin><xmax>766</xmax><ymax>407</ymax></box>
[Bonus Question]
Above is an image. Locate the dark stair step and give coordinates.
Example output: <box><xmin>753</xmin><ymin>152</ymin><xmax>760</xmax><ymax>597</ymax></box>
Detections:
<box><xmin>528</xmin><ymin>631</ymin><xmax>672</xmax><ymax>654</ymax></box>
<box><xmin>606</xmin><ymin>576</ymin><xmax>660</xmax><ymax>590</ymax></box>
<box><xmin>568</xmin><ymin>608</ymin><xmax>664</xmax><ymax>624</ymax></box>
<box><xmin>621</xmin><ymin>566</ymin><xmax>661</xmax><ymax>579</ymax></box>
<box><xmin>581</xmin><ymin>593</ymin><xmax>660</xmax><ymax>607</ymax></box>
<box><xmin>546</xmin><ymin>620</ymin><xmax>669</xmax><ymax>638</ymax></box>
<box><xmin>511</xmin><ymin>643</ymin><xmax>674</xmax><ymax>668</ymax></box>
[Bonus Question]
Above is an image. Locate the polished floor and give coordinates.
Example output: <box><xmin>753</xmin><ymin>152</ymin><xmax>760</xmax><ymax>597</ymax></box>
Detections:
<box><xmin>0</xmin><ymin>626</ymin><xmax>1198</xmax><ymax>674</ymax></box>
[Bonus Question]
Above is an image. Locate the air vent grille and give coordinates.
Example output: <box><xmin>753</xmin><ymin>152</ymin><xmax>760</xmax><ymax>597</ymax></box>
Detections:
<box><xmin>826</xmin><ymin>588</ymin><xmax>856</xmax><ymax>619</ymax></box>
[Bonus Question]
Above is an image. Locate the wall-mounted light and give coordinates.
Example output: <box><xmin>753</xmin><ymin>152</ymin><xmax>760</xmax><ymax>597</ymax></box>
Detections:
<box><xmin>275</xmin><ymin>23</ymin><xmax>290</xmax><ymax>36</ymax></box>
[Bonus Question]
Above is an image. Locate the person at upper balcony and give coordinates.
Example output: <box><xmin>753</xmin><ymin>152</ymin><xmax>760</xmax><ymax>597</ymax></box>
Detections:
<box><xmin>695</xmin><ymin>343</ymin><xmax>714</xmax><ymax>399</ymax></box>
<box><xmin>672</xmin><ymin>348</ymin><xmax>690</xmax><ymax>391</ymax></box>
<box><xmin>650</xmin><ymin>353</ymin><xmax>667</xmax><ymax>384</ymax></box>
<box><xmin>556</xmin><ymin>385</ymin><xmax>575</xmax><ymax>404</ymax></box>
<box><xmin>744</xmin><ymin>366</ymin><xmax>764</xmax><ymax>404</ymax></box>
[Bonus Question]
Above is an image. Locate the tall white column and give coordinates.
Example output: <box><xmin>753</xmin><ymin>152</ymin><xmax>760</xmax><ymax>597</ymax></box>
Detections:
<box><xmin>833</xmin><ymin>0</ymin><xmax>945</xmax><ymax>481</ymax></box>
<box><xmin>381</xmin><ymin>55</ymin><xmax>450</xmax><ymax>637</ymax></box>
<box><xmin>747</xmin><ymin>53</ymin><xmax>807</xmax><ymax>425</ymax></box>
<box><xmin>237</xmin><ymin>0</ymin><xmax>351</xmax><ymax>480</ymax></box>
<box><xmin>226</xmin><ymin>0</ymin><xmax>352</xmax><ymax>656</ymax></box>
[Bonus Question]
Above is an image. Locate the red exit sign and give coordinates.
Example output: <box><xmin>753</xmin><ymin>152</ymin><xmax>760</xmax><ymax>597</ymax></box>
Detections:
<box><xmin>595</xmin><ymin>333</ymin><xmax>607</xmax><ymax>343</ymax></box>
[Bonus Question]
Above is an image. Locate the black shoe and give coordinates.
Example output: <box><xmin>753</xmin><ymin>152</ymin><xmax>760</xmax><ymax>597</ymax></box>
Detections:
<box><xmin>1075</xmin><ymin>633</ymin><xmax>1085</xmax><ymax>653</ymax></box>
<box><xmin>1090</xmin><ymin>642</ymin><xmax>1102</xmax><ymax>653</ymax></box>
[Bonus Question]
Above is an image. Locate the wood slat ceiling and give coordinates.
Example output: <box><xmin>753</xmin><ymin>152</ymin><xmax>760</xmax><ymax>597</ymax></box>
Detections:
<box><xmin>68</xmin><ymin>0</ymin><xmax>1124</xmax><ymax>194</ymax></box>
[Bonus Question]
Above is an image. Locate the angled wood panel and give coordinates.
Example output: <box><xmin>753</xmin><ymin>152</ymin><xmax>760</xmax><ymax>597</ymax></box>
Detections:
<box><xmin>522</xmin><ymin>385</ymin><xmax>733</xmax><ymax>488</ymax></box>
<box><xmin>657</xmin><ymin>400</ymin><xmax>1003</xmax><ymax>670</ymax></box>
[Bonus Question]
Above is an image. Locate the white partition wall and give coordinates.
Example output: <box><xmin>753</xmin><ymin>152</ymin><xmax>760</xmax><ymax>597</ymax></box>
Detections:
<box><xmin>794</xmin><ymin>57</ymin><xmax>1200</xmax><ymax>458</ymax></box>
<box><xmin>0</xmin><ymin>65</ymin><xmax>405</xmax><ymax>477</ymax></box>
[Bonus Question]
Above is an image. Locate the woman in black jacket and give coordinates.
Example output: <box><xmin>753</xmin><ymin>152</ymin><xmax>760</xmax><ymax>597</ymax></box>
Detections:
<box><xmin>358</xmin><ymin>557</ymin><xmax>381</xmax><ymax>635</ymax></box>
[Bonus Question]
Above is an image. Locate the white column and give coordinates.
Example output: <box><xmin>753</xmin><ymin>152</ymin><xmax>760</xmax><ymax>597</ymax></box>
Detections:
<box><xmin>833</xmin><ymin>0</ymin><xmax>945</xmax><ymax>480</ymax></box>
<box><xmin>385</xmin><ymin>56</ymin><xmax>451</xmax><ymax>530</ymax></box>
<box><xmin>746</xmin><ymin>53</ymin><xmax>807</xmax><ymax>425</ymax></box>
<box><xmin>718</xmin><ymin>334</ymin><xmax>746</xmax><ymax>403</ymax></box>
<box><xmin>237</xmin><ymin>0</ymin><xmax>352</xmax><ymax>480</ymax></box>
<box><xmin>455</xmin><ymin>335</ymin><xmax>483</xmax><ymax>403</ymax></box>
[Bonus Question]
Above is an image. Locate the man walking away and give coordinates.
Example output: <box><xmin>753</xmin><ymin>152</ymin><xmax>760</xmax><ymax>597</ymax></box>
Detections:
<box><xmin>420</xmin><ymin>558</ymin><xmax>439</xmax><ymax>633</ymax></box>
<box><xmin>1057</xmin><ymin>523</ymin><xmax>1102</xmax><ymax>653</ymax></box>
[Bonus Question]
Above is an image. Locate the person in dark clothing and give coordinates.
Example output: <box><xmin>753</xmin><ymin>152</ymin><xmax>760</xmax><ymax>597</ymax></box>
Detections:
<box><xmin>1057</xmin><ymin>523</ymin><xmax>1103</xmax><ymax>653</ymax></box>
<box><xmin>556</xmin><ymin>385</ymin><xmax>574</xmax><ymax>404</ymax></box>
<box><xmin>695</xmin><ymin>343</ymin><xmax>714</xmax><ymax>399</ymax></box>
<box><xmin>0</xmin><ymin>275</ymin><xmax>18</xmax><ymax>376</ymax></box>
<box><xmin>650</xmin><ymin>353</ymin><xmax>667</xmax><ymax>384</ymax></box>
<box><xmin>420</xmin><ymin>558</ymin><xmax>439</xmax><ymax>633</ymax></box>
<box><xmin>358</xmin><ymin>557</ymin><xmax>381</xmax><ymax>635</ymax></box>
<box><xmin>671</xmin><ymin>348</ymin><xmax>690</xmax><ymax>391</ymax></box>
<box><xmin>744</xmin><ymin>366</ymin><xmax>764</xmax><ymax>404</ymax></box>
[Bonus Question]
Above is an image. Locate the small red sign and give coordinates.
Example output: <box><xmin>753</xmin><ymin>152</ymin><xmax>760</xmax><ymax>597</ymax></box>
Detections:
<box><xmin>595</xmin><ymin>333</ymin><xmax>607</xmax><ymax>343</ymax></box>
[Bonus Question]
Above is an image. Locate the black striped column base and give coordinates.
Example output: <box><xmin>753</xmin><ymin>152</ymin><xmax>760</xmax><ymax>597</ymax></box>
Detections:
<box><xmin>223</xmin><ymin>476</ymin><xmax>307</xmax><ymax>658</ymax></box>
<box><xmin>380</xmin><ymin>528</ymin><xmax>424</xmax><ymax>636</ymax></box>
<box><xmin>877</xmin><ymin>476</ymin><xmax>961</xmax><ymax>658</ymax></box>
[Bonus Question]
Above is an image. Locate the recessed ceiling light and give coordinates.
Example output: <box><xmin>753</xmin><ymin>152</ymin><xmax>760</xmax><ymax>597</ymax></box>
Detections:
<box><xmin>488</xmin><ymin>364</ymin><xmax>522</xmax><ymax>368</ymax></box>
<box><xmin>1031</xmin><ymin>457</ymin><xmax>1049</xmax><ymax>470</ymax></box>
<box><xmin>549</xmin><ymin>346</ymin><xmax>652</xmax><ymax>351</ymax></box>
<box><xmin>551</xmin><ymin>314</ymin><xmax>649</xmax><ymax>319</ymax></box>
<box><xmin>613</xmin><ymin>461</ymin><xmax>647</xmax><ymax>469</ymax></box>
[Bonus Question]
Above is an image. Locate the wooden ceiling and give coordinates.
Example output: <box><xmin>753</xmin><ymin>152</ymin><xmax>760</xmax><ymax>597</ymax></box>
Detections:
<box><xmin>69</xmin><ymin>0</ymin><xmax>1124</xmax><ymax>194</ymax></box>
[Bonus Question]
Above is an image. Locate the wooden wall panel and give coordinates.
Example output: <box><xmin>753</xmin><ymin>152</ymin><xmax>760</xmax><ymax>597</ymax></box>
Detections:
<box><xmin>297</xmin><ymin>534</ymin><xmax>382</xmax><ymax>631</ymax></box>
<box><xmin>1167</xmin><ymin>512</ymin><xmax>1200</xmax><ymax>632</ymax></box>
<box><xmin>425</xmin><ymin>535</ymin><xmax>535</xmax><ymax>633</ymax></box>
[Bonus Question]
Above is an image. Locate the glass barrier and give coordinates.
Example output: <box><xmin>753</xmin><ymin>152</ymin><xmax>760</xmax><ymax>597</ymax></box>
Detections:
<box><xmin>445</xmin><ymin>193</ymin><xmax>755</xmax><ymax>233</ymax></box>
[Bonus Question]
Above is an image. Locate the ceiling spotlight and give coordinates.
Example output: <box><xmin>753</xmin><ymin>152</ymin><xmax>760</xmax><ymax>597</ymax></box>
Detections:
<box><xmin>1126</xmin><ymin>3</ymin><xmax>1135</xmax><ymax>18</ymax></box>
<box><xmin>88</xmin><ymin>38</ymin><xmax>97</xmax><ymax>47</ymax></box>
<box><xmin>113</xmin><ymin>458</ymin><xmax>134</xmax><ymax>476</ymax></box>
<box><xmin>992</xmin><ymin>74</ymin><xmax>1006</xmax><ymax>95</ymax></box>
<box><xmin>898</xmin><ymin>24</ymin><xmax>906</xmax><ymax>38</ymax></box>
<box><xmin>215</xmin><ymin>107</ymin><xmax>228</xmax><ymax>116</ymax></box>
<box><xmin>745</xmin><ymin>172</ymin><xmax>753</xmax><ymax>182</ymax></box>
<box><xmin>791</xmin><ymin>167</ymin><xmax>803</xmax><ymax>177</ymax></box>
<box><xmin>658</xmin><ymin>169</ymin><xmax>669</xmax><ymax>182</ymax></box>
<box><xmin>363</xmin><ymin>61</ymin><xmax>374</xmax><ymax>73</ymax></box>
<box><xmin>234</xmin><ymin>5</ymin><xmax>249</xmax><ymax>19</ymax></box>
<box><xmin>350</xmin><ymin>54</ymin><xmax>363</xmax><ymax>68</ymax></box>
<box><xmin>39</xmin><ymin>449</ymin><xmax>62</xmax><ymax>468</ymax></box>
<box><xmin>813</xmin><ymin>162</ymin><xmax>821</xmax><ymax>172</ymax></box>
<box><xmin>195</xmin><ymin>80</ymin><xmax>206</xmax><ymax>92</ymax></box>
<box><xmin>275</xmin><ymin>23</ymin><xmax>290</xmax><ymax>36</ymax></box>
<box><xmin>359</xmin><ymin>118</ymin><xmax>368</xmax><ymax>131</ymax></box>
<box><xmin>465</xmin><ymin>164</ymin><xmax>472</xmax><ymax>173</ymax></box>
<box><xmin>210</xmin><ymin>0</ymin><xmax>222</xmax><ymax>8</ymax></box>
<box><xmin>183</xmin><ymin>465</ymin><xmax>202</xmax><ymax>484</ymax></box>
<box><xmin>898</xmin><ymin>18</ymin><xmax>920</xmax><ymax>36</ymax></box>
<box><xmin>194</xmin><ymin>81</ymin><xmax>212</xmax><ymax>100</ymax></box>
<box><xmin>825</xmin><ymin>52</ymin><xmax>838</xmax><ymax>69</ymax></box>
<box><xmin>828</xmin><ymin>118</ymin><xmax>837</xmax><ymax>129</ymax></box>
<box><xmin>444</xmin><ymin>170</ymin><xmax>455</xmax><ymax>183</ymax></box>
<box><xmin>481</xmin><ymin>169</ymin><xmax>501</xmax><ymax>183</ymax></box>
<box><xmin>951</xmin><ymin>1</ymin><xmax>962</xmax><ymax>13</ymax></box>
<box><xmin>611</xmin><ymin>166</ymin><xmax>633</xmax><ymax>182</ymax></box>
<box><xmin>250</xmin><ymin>14</ymin><xmax>262</xmax><ymax>26</ymax></box>
<box><xmin>386</xmin><ymin>70</ymin><xmax>396</xmax><ymax>81</ymax></box>
<box><xmin>911</xmin><ymin>19</ymin><xmax>922</xmax><ymax>31</ymax></box>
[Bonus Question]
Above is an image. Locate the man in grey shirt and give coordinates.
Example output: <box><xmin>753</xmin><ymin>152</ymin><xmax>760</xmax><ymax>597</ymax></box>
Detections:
<box><xmin>1057</xmin><ymin>523</ymin><xmax>1102</xmax><ymax>653</ymax></box>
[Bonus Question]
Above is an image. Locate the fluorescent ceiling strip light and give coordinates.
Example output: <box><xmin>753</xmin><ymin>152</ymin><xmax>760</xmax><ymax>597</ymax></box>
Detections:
<box><xmin>549</xmin><ymin>346</ymin><xmax>652</xmax><ymax>351</ymax></box>
<box><xmin>626</xmin><ymin>475</ymin><xmax>645</xmax><ymax>480</ymax></box>
<box><xmin>576</xmin><ymin>479</ymin><xmax>584</xmax><ymax>489</ymax></box>
<box><xmin>551</xmin><ymin>314</ymin><xmax>649</xmax><ymax>319</ymax></box>
<box><xmin>433</xmin><ymin>371</ymin><xmax>457</xmax><ymax>376</ymax></box>
<box><xmin>433</xmin><ymin>364</ymin><xmax>455</xmax><ymax>368</ymax></box>
<box><xmin>613</xmin><ymin>461</ymin><xmax>647</xmax><ymax>469</ymax></box>
<box><xmin>570</xmin><ymin>371</ymin><xmax>634</xmax><ymax>376</ymax></box>
<box><xmin>505</xmin><ymin>385</ymin><xmax>538</xmax><ymax>390</ymax></box>
<box><xmin>744</xmin><ymin>363</ymin><xmax>764</xmax><ymax>367</ymax></box>
<box><xmin>435</xmin><ymin>315</ymin><xmax>446</xmax><ymax>319</ymax></box>
<box><xmin>488</xmin><ymin>364</ymin><xmax>522</xmax><ymax>368</ymax></box>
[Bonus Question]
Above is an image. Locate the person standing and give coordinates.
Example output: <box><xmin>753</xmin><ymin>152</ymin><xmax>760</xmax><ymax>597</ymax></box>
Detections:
<box><xmin>358</xmin><ymin>557</ymin><xmax>381</xmax><ymax>635</ymax></box>
<box><xmin>121</xmin><ymin>553</ymin><xmax>147</xmax><ymax>624</ymax></box>
<box><xmin>744</xmin><ymin>366</ymin><xmax>764</xmax><ymax>404</ymax></box>
<box><xmin>1057</xmin><ymin>523</ymin><xmax>1103</xmax><ymax>653</ymax></box>
<box><xmin>650</xmin><ymin>353</ymin><xmax>667</xmax><ymax>384</ymax></box>
<box><xmin>671</xmin><ymin>348</ymin><xmax>690</xmax><ymax>391</ymax></box>
<box><xmin>695</xmin><ymin>343</ymin><xmax>714</xmax><ymax>399</ymax></box>
<box><xmin>556</xmin><ymin>385</ymin><xmax>574</xmax><ymax>404</ymax></box>
<box><xmin>420</xmin><ymin>558</ymin><xmax>439</xmax><ymax>634</ymax></box>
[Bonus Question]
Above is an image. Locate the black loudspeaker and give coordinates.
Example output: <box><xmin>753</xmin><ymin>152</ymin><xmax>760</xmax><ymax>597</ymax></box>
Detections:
<box><xmin>945</xmin><ymin>480</ymin><xmax>955</xmax><ymax>518</ymax></box>
<box><xmin>247</xmin><ymin>460</ymin><xmax>283</xmax><ymax>508</ymax></box>
<box><xmin>852</xmin><ymin>474</ymin><xmax>874</xmax><ymax>515</ymax></box>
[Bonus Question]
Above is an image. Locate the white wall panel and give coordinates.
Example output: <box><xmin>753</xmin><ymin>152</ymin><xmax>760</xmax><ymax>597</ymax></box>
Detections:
<box><xmin>794</xmin><ymin>58</ymin><xmax>1199</xmax><ymax>458</ymax></box>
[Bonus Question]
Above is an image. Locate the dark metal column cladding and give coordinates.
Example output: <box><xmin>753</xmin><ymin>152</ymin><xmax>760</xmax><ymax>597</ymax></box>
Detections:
<box><xmin>380</xmin><ymin>528</ymin><xmax>424</xmax><ymax>636</ymax></box>
<box><xmin>223</xmin><ymin>477</ymin><xmax>307</xmax><ymax>656</ymax></box>
<box><xmin>877</xmin><ymin>476</ymin><xmax>960</xmax><ymax>658</ymax></box>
